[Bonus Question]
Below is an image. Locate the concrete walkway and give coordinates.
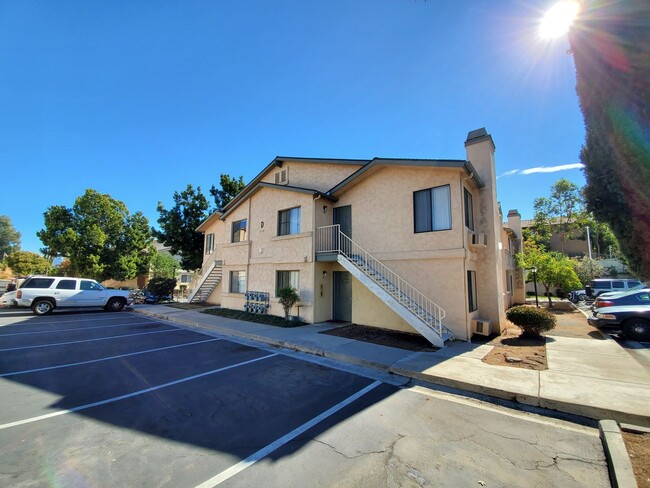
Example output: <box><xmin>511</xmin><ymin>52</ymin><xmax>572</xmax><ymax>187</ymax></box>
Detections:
<box><xmin>132</xmin><ymin>305</ymin><xmax>650</xmax><ymax>427</ymax></box>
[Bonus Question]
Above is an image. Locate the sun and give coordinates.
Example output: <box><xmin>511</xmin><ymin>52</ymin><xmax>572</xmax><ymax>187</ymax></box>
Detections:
<box><xmin>539</xmin><ymin>1</ymin><xmax>580</xmax><ymax>39</ymax></box>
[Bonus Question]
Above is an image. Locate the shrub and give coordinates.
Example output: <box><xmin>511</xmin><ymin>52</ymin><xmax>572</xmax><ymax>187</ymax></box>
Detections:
<box><xmin>147</xmin><ymin>277</ymin><xmax>177</xmax><ymax>301</ymax></box>
<box><xmin>506</xmin><ymin>305</ymin><xmax>556</xmax><ymax>338</ymax></box>
<box><xmin>277</xmin><ymin>286</ymin><xmax>300</xmax><ymax>319</ymax></box>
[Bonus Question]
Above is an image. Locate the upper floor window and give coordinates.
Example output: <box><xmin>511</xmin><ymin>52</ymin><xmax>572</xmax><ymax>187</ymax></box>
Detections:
<box><xmin>414</xmin><ymin>185</ymin><xmax>451</xmax><ymax>233</ymax></box>
<box><xmin>232</xmin><ymin>219</ymin><xmax>247</xmax><ymax>242</ymax></box>
<box><xmin>464</xmin><ymin>188</ymin><xmax>474</xmax><ymax>231</ymax></box>
<box><xmin>205</xmin><ymin>233</ymin><xmax>215</xmax><ymax>254</ymax></box>
<box><xmin>278</xmin><ymin>207</ymin><xmax>301</xmax><ymax>236</ymax></box>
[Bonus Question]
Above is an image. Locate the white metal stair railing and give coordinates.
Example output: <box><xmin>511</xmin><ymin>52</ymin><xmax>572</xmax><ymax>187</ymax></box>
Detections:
<box><xmin>187</xmin><ymin>261</ymin><xmax>223</xmax><ymax>304</ymax></box>
<box><xmin>316</xmin><ymin>225</ymin><xmax>452</xmax><ymax>342</ymax></box>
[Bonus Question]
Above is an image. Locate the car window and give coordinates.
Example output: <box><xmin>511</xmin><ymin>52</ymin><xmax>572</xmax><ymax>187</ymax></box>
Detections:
<box><xmin>638</xmin><ymin>293</ymin><xmax>650</xmax><ymax>303</ymax></box>
<box><xmin>612</xmin><ymin>281</ymin><xmax>625</xmax><ymax>289</ymax></box>
<box><xmin>80</xmin><ymin>280</ymin><xmax>103</xmax><ymax>291</ymax></box>
<box><xmin>592</xmin><ymin>281</ymin><xmax>610</xmax><ymax>289</ymax></box>
<box><xmin>56</xmin><ymin>280</ymin><xmax>77</xmax><ymax>290</ymax></box>
<box><xmin>629</xmin><ymin>281</ymin><xmax>641</xmax><ymax>288</ymax></box>
<box><xmin>21</xmin><ymin>278</ymin><xmax>55</xmax><ymax>289</ymax></box>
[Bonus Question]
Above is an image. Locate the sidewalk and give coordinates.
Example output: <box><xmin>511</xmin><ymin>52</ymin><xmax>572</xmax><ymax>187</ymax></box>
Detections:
<box><xmin>132</xmin><ymin>305</ymin><xmax>650</xmax><ymax>427</ymax></box>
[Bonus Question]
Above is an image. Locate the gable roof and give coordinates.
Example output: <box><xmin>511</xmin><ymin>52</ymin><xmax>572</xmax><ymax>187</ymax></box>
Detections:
<box><xmin>216</xmin><ymin>155</ymin><xmax>484</xmax><ymax>222</ymax></box>
<box><xmin>328</xmin><ymin>158</ymin><xmax>484</xmax><ymax>196</ymax></box>
<box><xmin>220</xmin><ymin>182</ymin><xmax>337</xmax><ymax>219</ymax></box>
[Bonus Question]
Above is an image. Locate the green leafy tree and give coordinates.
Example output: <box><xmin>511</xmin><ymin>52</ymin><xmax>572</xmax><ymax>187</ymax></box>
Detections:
<box><xmin>4</xmin><ymin>251</ymin><xmax>50</xmax><ymax>276</ymax></box>
<box><xmin>153</xmin><ymin>184</ymin><xmax>209</xmax><ymax>271</ymax></box>
<box><xmin>37</xmin><ymin>189</ymin><xmax>155</xmax><ymax>281</ymax></box>
<box><xmin>151</xmin><ymin>251</ymin><xmax>179</xmax><ymax>278</ymax></box>
<box><xmin>532</xmin><ymin>179</ymin><xmax>585</xmax><ymax>252</ymax></box>
<box><xmin>0</xmin><ymin>215</ymin><xmax>21</xmax><ymax>257</ymax></box>
<box><xmin>579</xmin><ymin>216</ymin><xmax>620</xmax><ymax>258</ymax></box>
<box><xmin>147</xmin><ymin>276</ymin><xmax>176</xmax><ymax>301</ymax></box>
<box><xmin>517</xmin><ymin>241</ymin><xmax>582</xmax><ymax>308</ymax></box>
<box><xmin>570</xmin><ymin>1</ymin><xmax>650</xmax><ymax>279</ymax></box>
<box><xmin>572</xmin><ymin>256</ymin><xmax>605</xmax><ymax>286</ymax></box>
<box><xmin>210</xmin><ymin>174</ymin><xmax>246</xmax><ymax>211</ymax></box>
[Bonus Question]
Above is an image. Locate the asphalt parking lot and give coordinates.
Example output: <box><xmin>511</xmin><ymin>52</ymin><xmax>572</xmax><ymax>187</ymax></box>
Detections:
<box><xmin>0</xmin><ymin>310</ymin><xmax>610</xmax><ymax>487</ymax></box>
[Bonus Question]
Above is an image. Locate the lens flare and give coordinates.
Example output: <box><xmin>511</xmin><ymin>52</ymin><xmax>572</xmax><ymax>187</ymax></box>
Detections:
<box><xmin>540</xmin><ymin>1</ymin><xmax>580</xmax><ymax>38</ymax></box>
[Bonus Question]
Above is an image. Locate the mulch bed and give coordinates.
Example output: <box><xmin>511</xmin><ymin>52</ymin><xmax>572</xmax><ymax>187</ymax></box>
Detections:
<box><xmin>202</xmin><ymin>307</ymin><xmax>306</xmax><ymax>328</ymax></box>
<box><xmin>321</xmin><ymin>324</ymin><xmax>438</xmax><ymax>352</ymax></box>
<box><xmin>623</xmin><ymin>431</ymin><xmax>650</xmax><ymax>488</ymax></box>
<box><xmin>165</xmin><ymin>303</ymin><xmax>213</xmax><ymax>310</ymax></box>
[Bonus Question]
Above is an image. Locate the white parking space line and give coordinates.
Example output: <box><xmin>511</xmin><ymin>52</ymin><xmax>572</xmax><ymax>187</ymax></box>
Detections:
<box><xmin>0</xmin><ymin>353</ymin><xmax>278</xmax><ymax>431</ymax></box>
<box><xmin>1</xmin><ymin>338</ymin><xmax>221</xmax><ymax>377</ymax></box>
<box><xmin>0</xmin><ymin>315</ymin><xmax>147</xmax><ymax>325</ymax></box>
<box><xmin>0</xmin><ymin>329</ymin><xmax>181</xmax><ymax>352</ymax></box>
<box><xmin>0</xmin><ymin>321</ymin><xmax>160</xmax><ymax>337</ymax></box>
<box><xmin>195</xmin><ymin>380</ymin><xmax>383</xmax><ymax>488</ymax></box>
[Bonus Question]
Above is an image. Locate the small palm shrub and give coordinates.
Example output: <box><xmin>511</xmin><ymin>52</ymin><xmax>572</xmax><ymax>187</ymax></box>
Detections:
<box><xmin>506</xmin><ymin>306</ymin><xmax>556</xmax><ymax>338</ymax></box>
<box><xmin>277</xmin><ymin>286</ymin><xmax>300</xmax><ymax>319</ymax></box>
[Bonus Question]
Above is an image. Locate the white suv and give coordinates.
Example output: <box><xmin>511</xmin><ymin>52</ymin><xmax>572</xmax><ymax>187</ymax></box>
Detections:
<box><xmin>16</xmin><ymin>276</ymin><xmax>134</xmax><ymax>315</ymax></box>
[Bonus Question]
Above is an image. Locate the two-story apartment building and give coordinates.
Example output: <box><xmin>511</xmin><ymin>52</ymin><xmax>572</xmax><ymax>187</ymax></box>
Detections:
<box><xmin>191</xmin><ymin>128</ymin><xmax>524</xmax><ymax>347</ymax></box>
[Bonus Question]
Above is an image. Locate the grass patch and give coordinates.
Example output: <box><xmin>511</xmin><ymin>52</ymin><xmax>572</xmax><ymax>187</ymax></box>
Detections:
<box><xmin>202</xmin><ymin>307</ymin><xmax>306</xmax><ymax>327</ymax></box>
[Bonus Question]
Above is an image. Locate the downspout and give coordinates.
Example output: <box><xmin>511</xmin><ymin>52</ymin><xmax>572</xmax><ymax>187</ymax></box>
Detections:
<box><xmin>461</xmin><ymin>171</ymin><xmax>474</xmax><ymax>342</ymax></box>
<box><xmin>313</xmin><ymin>195</ymin><xmax>322</xmax><ymax>324</ymax></box>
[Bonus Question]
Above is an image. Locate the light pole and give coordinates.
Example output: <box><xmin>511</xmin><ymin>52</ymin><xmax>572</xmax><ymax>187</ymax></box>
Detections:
<box><xmin>531</xmin><ymin>267</ymin><xmax>539</xmax><ymax>308</ymax></box>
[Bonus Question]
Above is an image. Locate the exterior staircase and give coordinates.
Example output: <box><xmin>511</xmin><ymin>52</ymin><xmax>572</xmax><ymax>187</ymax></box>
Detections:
<box><xmin>316</xmin><ymin>225</ymin><xmax>454</xmax><ymax>348</ymax></box>
<box><xmin>188</xmin><ymin>261</ymin><xmax>223</xmax><ymax>304</ymax></box>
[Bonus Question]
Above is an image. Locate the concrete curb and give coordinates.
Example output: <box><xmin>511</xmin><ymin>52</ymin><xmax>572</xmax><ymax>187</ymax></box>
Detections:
<box><xmin>599</xmin><ymin>420</ymin><xmax>638</xmax><ymax>488</ymax></box>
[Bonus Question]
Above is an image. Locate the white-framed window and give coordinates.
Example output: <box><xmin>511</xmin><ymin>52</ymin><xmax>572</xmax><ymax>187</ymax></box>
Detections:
<box><xmin>229</xmin><ymin>271</ymin><xmax>246</xmax><ymax>294</ymax></box>
<box><xmin>467</xmin><ymin>270</ymin><xmax>478</xmax><ymax>312</ymax></box>
<box><xmin>278</xmin><ymin>207</ymin><xmax>301</xmax><ymax>236</ymax></box>
<box><xmin>414</xmin><ymin>185</ymin><xmax>451</xmax><ymax>233</ymax></box>
<box><xmin>205</xmin><ymin>233</ymin><xmax>215</xmax><ymax>254</ymax></box>
<box><xmin>232</xmin><ymin>219</ymin><xmax>247</xmax><ymax>243</ymax></box>
<box><xmin>276</xmin><ymin>270</ymin><xmax>299</xmax><ymax>296</ymax></box>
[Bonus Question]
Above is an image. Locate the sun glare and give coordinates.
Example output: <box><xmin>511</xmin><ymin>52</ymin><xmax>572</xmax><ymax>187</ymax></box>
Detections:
<box><xmin>539</xmin><ymin>1</ymin><xmax>580</xmax><ymax>39</ymax></box>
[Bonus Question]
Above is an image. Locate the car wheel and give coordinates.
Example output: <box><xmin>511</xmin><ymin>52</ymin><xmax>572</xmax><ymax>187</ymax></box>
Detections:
<box><xmin>105</xmin><ymin>298</ymin><xmax>125</xmax><ymax>312</ymax></box>
<box><xmin>32</xmin><ymin>299</ymin><xmax>54</xmax><ymax>316</ymax></box>
<box><xmin>623</xmin><ymin>319</ymin><xmax>650</xmax><ymax>342</ymax></box>
<box><xmin>578</xmin><ymin>294</ymin><xmax>587</xmax><ymax>302</ymax></box>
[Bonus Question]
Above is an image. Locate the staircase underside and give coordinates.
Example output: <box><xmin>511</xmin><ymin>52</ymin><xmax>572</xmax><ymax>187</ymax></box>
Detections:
<box><xmin>336</xmin><ymin>255</ymin><xmax>453</xmax><ymax>348</ymax></box>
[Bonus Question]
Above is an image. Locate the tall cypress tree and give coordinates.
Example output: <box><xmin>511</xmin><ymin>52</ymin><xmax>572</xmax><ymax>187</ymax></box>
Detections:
<box><xmin>570</xmin><ymin>0</ymin><xmax>650</xmax><ymax>279</ymax></box>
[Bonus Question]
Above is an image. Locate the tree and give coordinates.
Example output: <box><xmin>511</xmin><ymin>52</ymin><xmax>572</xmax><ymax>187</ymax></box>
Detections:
<box><xmin>210</xmin><ymin>174</ymin><xmax>246</xmax><ymax>211</ymax></box>
<box><xmin>517</xmin><ymin>241</ymin><xmax>581</xmax><ymax>308</ymax></box>
<box><xmin>572</xmin><ymin>256</ymin><xmax>605</xmax><ymax>286</ymax></box>
<box><xmin>151</xmin><ymin>251</ymin><xmax>179</xmax><ymax>278</ymax></box>
<box><xmin>37</xmin><ymin>189</ymin><xmax>155</xmax><ymax>281</ymax></box>
<box><xmin>4</xmin><ymin>251</ymin><xmax>50</xmax><ymax>276</ymax></box>
<box><xmin>532</xmin><ymin>179</ymin><xmax>585</xmax><ymax>252</ymax></box>
<box><xmin>153</xmin><ymin>184</ymin><xmax>209</xmax><ymax>271</ymax></box>
<box><xmin>147</xmin><ymin>276</ymin><xmax>176</xmax><ymax>301</ymax></box>
<box><xmin>0</xmin><ymin>215</ymin><xmax>21</xmax><ymax>257</ymax></box>
<box><xmin>570</xmin><ymin>1</ymin><xmax>650</xmax><ymax>279</ymax></box>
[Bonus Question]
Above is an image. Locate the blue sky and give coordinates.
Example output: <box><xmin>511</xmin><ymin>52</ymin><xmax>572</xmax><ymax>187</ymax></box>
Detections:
<box><xmin>0</xmin><ymin>0</ymin><xmax>586</xmax><ymax>253</ymax></box>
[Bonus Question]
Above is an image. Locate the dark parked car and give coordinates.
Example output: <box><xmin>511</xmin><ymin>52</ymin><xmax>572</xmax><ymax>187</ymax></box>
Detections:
<box><xmin>588</xmin><ymin>304</ymin><xmax>650</xmax><ymax>341</ymax></box>
<box><xmin>592</xmin><ymin>288</ymin><xmax>650</xmax><ymax>309</ymax></box>
<box><xmin>133</xmin><ymin>290</ymin><xmax>157</xmax><ymax>304</ymax></box>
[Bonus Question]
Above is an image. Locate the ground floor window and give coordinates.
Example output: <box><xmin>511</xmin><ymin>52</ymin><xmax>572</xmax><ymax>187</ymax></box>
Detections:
<box><xmin>276</xmin><ymin>270</ymin><xmax>299</xmax><ymax>295</ymax></box>
<box><xmin>229</xmin><ymin>271</ymin><xmax>246</xmax><ymax>294</ymax></box>
<box><xmin>467</xmin><ymin>270</ymin><xmax>477</xmax><ymax>312</ymax></box>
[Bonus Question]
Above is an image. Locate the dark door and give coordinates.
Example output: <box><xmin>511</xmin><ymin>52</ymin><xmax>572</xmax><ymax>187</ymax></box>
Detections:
<box><xmin>333</xmin><ymin>205</ymin><xmax>352</xmax><ymax>238</ymax></box>
<box><xmin>333</xmin><ymin>271</ymin><xmax>352</xmax><ymax>322</ymax></box>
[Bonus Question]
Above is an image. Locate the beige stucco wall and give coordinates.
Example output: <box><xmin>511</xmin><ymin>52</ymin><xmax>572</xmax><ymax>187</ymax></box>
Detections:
<box><xmin>332</xmin><ymin>166</ymin><xmax>468</xmax><ymax>255</ymax></box>
<box><xmin>218</xmin><ymin>186</ymin><xmax>317</xmax><ymax>322</ymax></box>
<box><xmin>260</xmin><ymin>161</ymin><xmax>362</xmax><ymax>193</ymax></box>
